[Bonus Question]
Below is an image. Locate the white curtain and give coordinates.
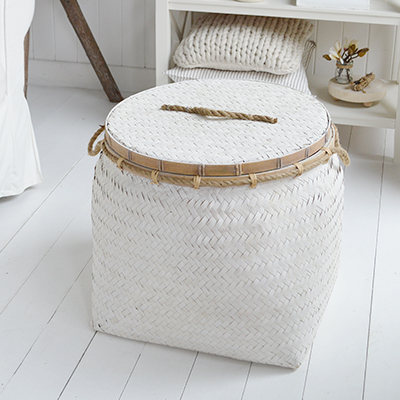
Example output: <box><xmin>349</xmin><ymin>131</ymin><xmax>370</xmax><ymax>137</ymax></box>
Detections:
<box><xmin>0</xmin><ymin>0</ymin><xmax>42</xmax><ymax>198</ymax></box>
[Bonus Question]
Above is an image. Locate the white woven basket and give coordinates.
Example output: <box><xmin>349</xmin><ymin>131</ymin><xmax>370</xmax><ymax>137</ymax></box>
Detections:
<box><xmin>90</xmin><ymin>80</ymin><xmax>347</xmax><ymax>369</ymax></box>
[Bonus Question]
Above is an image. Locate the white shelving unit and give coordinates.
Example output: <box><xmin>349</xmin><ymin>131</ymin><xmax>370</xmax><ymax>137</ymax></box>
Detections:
<box><xmin>155</xmin><ymin>0</ymin><xmax>400</xmax><ymax>161</ymax></box>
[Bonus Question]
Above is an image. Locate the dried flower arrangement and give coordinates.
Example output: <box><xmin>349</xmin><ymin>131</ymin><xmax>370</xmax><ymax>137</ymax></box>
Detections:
<box><xmin>323</xmin><ymin>38</ymin><xmax>369</xmax><ymax>84</ymax></box>
<box><xmin>323</xmin><ymin>38</ymin><xmax>369</xmax><ymax>64</ymax></box>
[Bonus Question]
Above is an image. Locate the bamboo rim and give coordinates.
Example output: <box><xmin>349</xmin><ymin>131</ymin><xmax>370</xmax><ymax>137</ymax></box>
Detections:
<box><xmin>88</xmin><ymin>124</ymin><xmax>350</xmax><ymax>189</ymax></box>
<box><xmin>102</xmin><ymin>123</ymin><xmax>331</xmax><ymax>177</ymax></box>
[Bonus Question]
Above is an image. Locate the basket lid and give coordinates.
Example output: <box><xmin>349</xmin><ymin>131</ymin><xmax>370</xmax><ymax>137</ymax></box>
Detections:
<box><xmin>105</xmin><ymin>80</ymin><xmax>331</xmax><ymax>177</ymax></box>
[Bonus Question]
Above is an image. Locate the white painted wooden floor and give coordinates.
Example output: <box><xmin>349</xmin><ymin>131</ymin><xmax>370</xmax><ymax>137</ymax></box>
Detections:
<box><xmin>1</xmin><ymin>85</ymin><xmax>399</xmax><ymax>400</ymax></box>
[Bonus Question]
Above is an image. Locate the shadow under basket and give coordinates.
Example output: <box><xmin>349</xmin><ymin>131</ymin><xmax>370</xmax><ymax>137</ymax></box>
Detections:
<box><xmin>89</xmin><ymin>80</ymin><xmax>349</xmax><ymax>369</ymax></box>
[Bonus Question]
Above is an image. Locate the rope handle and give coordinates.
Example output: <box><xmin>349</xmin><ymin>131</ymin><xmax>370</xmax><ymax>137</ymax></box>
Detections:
<box><xmin>88</xmin><ymin>125</ymin><xmax>106</xmax><ymax>156</ymax></box>
<box><xmin>161</xmin><ymin>104</ymin><xmax>278</xmax><ymax>124</ymax></box>
<box><xmin>332</xmin><ymin>125</ymin><xmax>351</xmax><ymax>167</ymax></box>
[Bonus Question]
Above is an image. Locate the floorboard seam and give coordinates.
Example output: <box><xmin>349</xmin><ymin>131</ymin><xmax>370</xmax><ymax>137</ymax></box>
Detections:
<box><xmin>361</xmin><ymin>130</ymin><xmax>386</xmax><ymax>400</ymax></box>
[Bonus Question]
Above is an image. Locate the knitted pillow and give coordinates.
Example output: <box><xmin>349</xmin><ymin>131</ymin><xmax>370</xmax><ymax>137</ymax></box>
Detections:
<box><xmin>173</xmin><ymin>14</ymin><xmax>314</xmax><ymax>75</ymax></box>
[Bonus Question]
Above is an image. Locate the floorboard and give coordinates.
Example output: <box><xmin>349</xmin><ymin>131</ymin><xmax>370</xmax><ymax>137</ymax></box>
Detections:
<box><xmin>0</xmin><ymin>155</ymin><xmax>97</xmax><ymax>314</ymax></box>
<box><xmin>0</xmin><ymin>264</ymin><xmax>93</xmax><ymax>400</ymax></box>
<box><xmin>0</xmin><ymin>203</ymin><xmax>92</xmax><ymax>395</ymax></box>
<box><xmin>58</xmin><ymin>332</ymin><xmax>144</xmax><ymax>400</ymax></box>
<box><xmin>363</xmin><ymin>131</ymin><xmax>400</xmax><ymax>400</ymax></box>
<box><xmin>180</xmin><ymin>353</ymin><xmax>250</xmax><ymax>400</ymax></box>
<box><xmin>241</xmin><ymin>359</ymin><xmax>310</xmax><ymax>400</ymax></box>
<box><xmin>0</xmin><ymin>87</ymin><xmax>113</xmax><ymax>251</ymax></box>
<box><xmin>117</xmin><ymin>343</ymin><xmax>197</xmax><ymax>400</ymax></box>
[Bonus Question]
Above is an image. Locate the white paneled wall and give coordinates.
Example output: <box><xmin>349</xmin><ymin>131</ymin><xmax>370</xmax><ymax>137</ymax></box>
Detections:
<box><xmin>310</xmin><ymin>20</ymin><xmax>396</xmax><ymax>80</ymax></box>
<box><xmin>29</xmin><ymin>1</ymin><xmax>396</xmax><ymax>94</ymax></box>
<box><xmin>29</xmin><ymin>0</ymin><xmax>156</xmax><ymax>94</ymax></box>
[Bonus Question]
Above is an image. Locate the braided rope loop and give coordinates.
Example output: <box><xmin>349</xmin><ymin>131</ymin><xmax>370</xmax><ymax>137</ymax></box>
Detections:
<box><xmin>293</xmin><ymin>162</ymin><xmax>304</xmax><ymax>177</ymax></box>
<box><xmin>249</xmin><ymin>174</ymin><xmax>258</xmax><ymax>188</ymax></box>
<box><xmin>117</xmin><ymin>157</ymin><xmax>124</xmax><ymax>170</ymax></box>
<box><xmin>151</xmin><ymin>170</ymin><xmax>160</xmax><ymax>185</ymax></box>
<box><xmin>193</xmin><ymin>175</ymin><xmax>202</xmax><ymax>189</ymax></box>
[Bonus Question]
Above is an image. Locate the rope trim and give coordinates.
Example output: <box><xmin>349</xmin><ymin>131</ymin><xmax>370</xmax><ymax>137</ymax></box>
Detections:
<box><xmin>117</xmin><ymin>157</ymin><xmax>124</xmax><ymax>170</ymax></box>
<box><xmin>151</xmin><ymin>170</ymin><xmax>160</xmax><ymax>185</ymax></box>
<box><xmin>88</xmin><ymin>124</ymin><xmax>350</xmax><ymax>189</ymax></box>
<box><xmin>193</xmin><ymin>175</ymin><xmax>201</xmax><ymax>189</ymax></box>
<box><xmin>249</xmin><ymin>174</ymin><xmax>258</xmax><ymax>188</ymax></box>
<box><xmin>161</xmin><ymin>104</ymin><xmax>278</xmax><ymax>124</ymax></box>
<box><xmin>321</xmin><ymin>147</ymin><xmax>333</xmax><ymax>163</ymax></box>
<box><xmin>336</xmin><ymin>62</ymin><xmax>353</xmax><ymax>70</ymax></box>
<box><xmin>331</xmin><ymin>146</ymin><xmax>350</xmax><ymax>166</ymax></box>
<box><xmin>293</xmin><ymin>162</ymin><xmax>304</xmax><ymax>177</ymax></box>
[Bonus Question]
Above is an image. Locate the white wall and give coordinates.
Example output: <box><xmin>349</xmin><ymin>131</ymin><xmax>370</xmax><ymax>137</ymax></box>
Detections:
<box><xmin>308</xmin><ymin>20</ymin><xmax>396</xmax><ymax>80</ymax></box>
<box><xmin>29</xmin><ymin>0</ymin><xmax>156</xmax><ymax>94</ymax></box>
<box><xmin>28</xmin><ymin>1</ymin><xmax>397</xmax><ymax>94</ymax></box>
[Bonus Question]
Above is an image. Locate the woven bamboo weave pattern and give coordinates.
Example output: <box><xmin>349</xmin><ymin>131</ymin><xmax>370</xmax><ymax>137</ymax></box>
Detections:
<box><xmin>91</xmin><ymin>154</ymin><xmax>344</xmax><ymax>368</ymax></box>
<box><xmin>105</xmin><ymin>80</ymin><xmax>329</xmax><ymax>165</ymax></box>
<box><xmin>91</xmin><ymin>79</ymin><xmax>346</xmax><ymax>368</ymax></box>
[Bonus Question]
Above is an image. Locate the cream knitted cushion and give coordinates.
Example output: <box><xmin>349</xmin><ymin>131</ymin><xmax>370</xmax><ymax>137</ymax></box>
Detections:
<box><xmin>173</xmin><ymin>14</ymin><xmax>314</xmax><ymax>74</ymax></box>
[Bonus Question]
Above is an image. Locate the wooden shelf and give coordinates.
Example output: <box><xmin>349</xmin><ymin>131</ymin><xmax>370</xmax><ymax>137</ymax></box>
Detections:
<box><xmin>155</xmin><ymin>0</ymin><xmax>400</xmax><ymax>160</ymax></box>
<box><xmin>168</xmin><ymin>0</ymin><xmax>400</xmax><ymax>24</ymax></box>
<box><xmin>309</xmin><ymin>75</ymin><xmax>398</xmax><ymax>129</ymax></box>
